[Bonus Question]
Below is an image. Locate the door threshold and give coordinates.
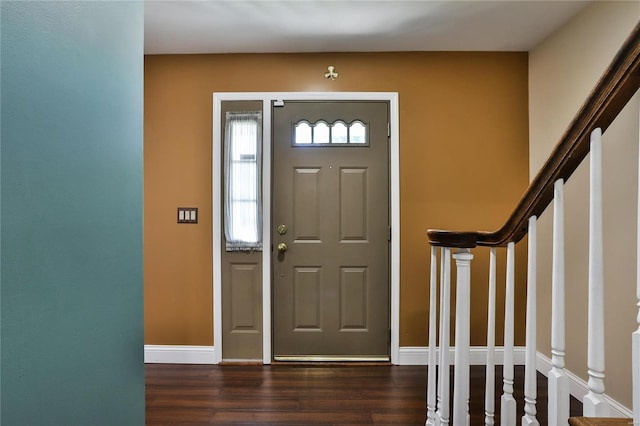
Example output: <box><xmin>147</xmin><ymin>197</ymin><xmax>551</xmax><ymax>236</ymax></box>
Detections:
<box><xmin>274</xmin><ymin>355</ymin><xmax>390</xmax><ymax>362</ymax></box>
<box><xmin>219</xmin><ymin>360</ymin><xmax>264</xmax><ymax>366</ymax></box>
<box><xmin>272</xmin><ymin>361</ymin><xmax>392</xmax><ymax>367</ymax></box>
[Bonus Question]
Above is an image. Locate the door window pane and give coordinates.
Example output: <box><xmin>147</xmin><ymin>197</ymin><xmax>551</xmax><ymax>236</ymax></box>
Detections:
<box><xmin>332</xmin><ymin>121</ymin><xmax>348</xmax><ymax>144</ymax></box>
<box><xmin>314</xmin><ymin>121</ymin><xmax>330</xmax><ymax>144</ymax></box>
<box><xmin>294</xmin><ymin>121</ymin><xmax>312</xmax><ymax>144</ymax></box>
<box><xmin>350</xmin><ymin>121</ymin><xmax>366</xmax><ymax>144</ymax></box>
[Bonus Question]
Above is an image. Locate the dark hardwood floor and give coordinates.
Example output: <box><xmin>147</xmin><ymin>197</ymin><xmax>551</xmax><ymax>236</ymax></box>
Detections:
<box><xmin>146</xmin><ymin>363</ymin><xmax>582</xmax><ymax>425</ymax></box>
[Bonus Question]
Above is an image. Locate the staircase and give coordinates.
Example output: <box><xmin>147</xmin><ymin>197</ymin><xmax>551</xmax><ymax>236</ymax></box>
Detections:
<box><xmin>425</xmin><ymin>21</ymin><xmax>640</xmax><ymax>426</ymax></box>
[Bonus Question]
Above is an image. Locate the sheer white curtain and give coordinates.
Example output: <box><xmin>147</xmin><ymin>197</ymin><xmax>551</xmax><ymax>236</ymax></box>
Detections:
<box><xmin>224</xmin><ymin>111</ymin><xmax>262</xmax><ymax>251</ymax></box>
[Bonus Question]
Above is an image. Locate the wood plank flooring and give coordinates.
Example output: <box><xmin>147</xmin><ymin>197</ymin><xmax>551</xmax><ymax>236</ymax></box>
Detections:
<box><xmin>146</xmin><ymin>363</ymin><xmax>582</xmax><ymax>425</ymax></box>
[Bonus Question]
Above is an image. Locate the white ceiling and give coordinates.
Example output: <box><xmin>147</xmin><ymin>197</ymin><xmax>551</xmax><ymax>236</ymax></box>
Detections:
<box><xmin>144</xmin><ymin>0</ymin><xmax>592</xmax><ymax>54</ymax></box>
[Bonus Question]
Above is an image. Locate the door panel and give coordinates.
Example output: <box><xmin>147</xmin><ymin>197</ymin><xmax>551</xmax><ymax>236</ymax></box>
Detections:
<box><xmin>272</xmin><ymin>101</ymin><xmax>390</xmax><ymax>361</ymax></box>
<box><xmin>230</xmin><ymin>263</ymin><xmax>260</xmax><ymax>330</ymax></box>
<box><xmin>220</xmin><ymin>100</ymin><xmax>263</xmax><ymax>361</ymax></box>
<box><xmin>293</xmin><ymin>266</ymin><xmax>322</xmax><ymax>330</ymax></box>
<box><xmin>293</xmin><ymin>168</ymin><xmax>321</xmax><ymax>240</ymax></box>
<box><xmin>340</xmin><ymin>168</ymin><xmax>368</xmax><ymax>240</ymax></box>
<box><xmin>340</xmin><ymin>267</ymin><xmax>368</xmax><ymax>330</ymax></box>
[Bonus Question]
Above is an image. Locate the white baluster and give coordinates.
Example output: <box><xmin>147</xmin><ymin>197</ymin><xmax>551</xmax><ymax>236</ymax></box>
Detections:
<box><xmin>438</xmin><ymin>247</ymin><xmax>452</xmax><ymax>426</ymax></box>
<box><xmin>485</xmin><ymin>248</ymin><xmax>497</xmax><ymax>426</ymax></box>
<box><xmin>522</xmin><ymin>217</ymin><xmax>539</xmax><ymax>426</ymax></box>
<box><xmin>634</xmin><ymin>304</ymin><xmax>640</xmax><ymax>426</ymax></box>
<box><xmin>427</xmin><ymin>246</ymin><xmax>439</xmax><ymax>426</ymax></box>
<box><xmin>549</xmin><ymin>179</ymin><xmax>570</xmax><ymax>425</ymax></box>
<box><xmin>634</xmin><ymin>116</ymin><xmax>640</xmax><ymax>426</ymax></box>
<box><xmin>501</xmin><ymin>242</ymin><xmax>517</xmax><ymax>426</ymax></box>
<box><xmin>584</xmin><ymin>127</ymin><xmax>609</xmax><ymax>416</ymax></box>
<box><xmin>635</xmin><ymin>316</ymin><xmax>640</xmax><ymax>426</ymax></box>
<box><xmin>584</xmin><ymin>127</ymin><xmax>609</xmax><ymax>417</ymax></box>
<box><xmin>453</xmin><ymin>248</ymin><xmax>473</xmax><ymax>426</ymax></box>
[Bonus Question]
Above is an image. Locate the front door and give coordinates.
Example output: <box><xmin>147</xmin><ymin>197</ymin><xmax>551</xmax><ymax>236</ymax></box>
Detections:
<box><xmin>272</xmin><ymin>101</ymin><xmax>390</xmax><ymax>361</ymax></box>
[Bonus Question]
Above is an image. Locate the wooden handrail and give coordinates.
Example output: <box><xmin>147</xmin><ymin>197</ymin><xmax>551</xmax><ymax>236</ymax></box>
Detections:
<box><xmin>428</xmin><ymin>22</ymin><xmax>640</xmax><ymax>248</ymax></box>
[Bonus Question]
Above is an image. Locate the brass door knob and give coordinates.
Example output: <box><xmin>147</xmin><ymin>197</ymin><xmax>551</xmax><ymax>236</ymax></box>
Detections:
<box><xmin>277</xmin><ymin>242</ymin><xmax>288</xmax><ymax>253</ymax></box>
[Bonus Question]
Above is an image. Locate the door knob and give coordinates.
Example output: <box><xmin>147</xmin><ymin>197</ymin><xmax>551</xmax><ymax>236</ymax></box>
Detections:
<box><xmin>277</xmin><ymin>242</ymin><xmax>288</xmax><ymax>253</ymax></box>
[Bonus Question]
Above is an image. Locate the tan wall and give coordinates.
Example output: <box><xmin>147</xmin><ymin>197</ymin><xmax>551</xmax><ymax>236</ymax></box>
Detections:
<box><xmin>144</xmin><ymin>52</ymin><xmax>530</xmax><ymax>347</ymax></box>
<box><xmin>529</xmin><ymin>1</ymin><xmax>640</xmax><ymax>409</ymax></box>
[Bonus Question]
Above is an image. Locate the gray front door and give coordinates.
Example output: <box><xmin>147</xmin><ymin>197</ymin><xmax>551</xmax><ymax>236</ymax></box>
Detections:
<box><xmin>272</xmin><ymin>101</ymin><xmax>390</xmax><ymax>361</ymax></box>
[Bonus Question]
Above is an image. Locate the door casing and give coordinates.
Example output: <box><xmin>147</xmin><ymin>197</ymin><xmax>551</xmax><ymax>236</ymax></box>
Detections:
<box><xmin>212</xmin><ymin>92</ymin><xmax>400</xmax><ymax>364</ymax></box>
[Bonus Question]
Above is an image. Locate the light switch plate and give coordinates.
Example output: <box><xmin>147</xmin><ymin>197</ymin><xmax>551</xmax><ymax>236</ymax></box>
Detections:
<box><xmin>177</xmin><ymin>207</ymin><xmax>198</xmax><ymax>224</ymax></box>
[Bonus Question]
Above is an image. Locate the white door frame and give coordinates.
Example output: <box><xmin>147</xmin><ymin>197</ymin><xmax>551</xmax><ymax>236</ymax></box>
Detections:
<box><xmin>212</xmin><ymin>92</ymin><xmax>400</xmax><ymax>364</ymax></box>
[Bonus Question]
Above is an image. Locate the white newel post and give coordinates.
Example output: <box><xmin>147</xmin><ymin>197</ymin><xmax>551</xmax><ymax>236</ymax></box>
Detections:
<box><xmin>438</xmin><ymin>247</ymin><xmax>452</xmax><ymax>426</ymax></box>
<box><xmin>427</xmin><ymin>246</ymin><xmax>439</xmax><ymax>426</ymax></box>
<box><xmin>522</xmin><ymin>217</ymin><xmax>539</xmax><ymax>426</ymax></box>
<box><xmin>502</xmin><ymin>242</ymin><xmax>517</xmax><ymax>426</ymax></box>
<box><xmin>485</xmin><ymin>248</ymin><xmax>497</xmax><ymax>426</ymax></box>
<box><xmin>549</xmin><ymin>179</ymin><xmax>569</xmax><ymax>425</ymax></box>
<box><xmin>453</xmin><ymin>248</ymin><xmax>473</xmax><ymax>426</ymax></box>
<box><xmin>584</xmin><ymin>127</ymin><xmax>609</xmax><ymax>417</ymax></box>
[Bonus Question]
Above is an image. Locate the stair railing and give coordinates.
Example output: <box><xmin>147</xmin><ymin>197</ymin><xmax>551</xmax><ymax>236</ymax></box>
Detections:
<box><xmin>425</xmin><ymin>21</ymin><xmax>640</xmax><ymax>426</ymax></box>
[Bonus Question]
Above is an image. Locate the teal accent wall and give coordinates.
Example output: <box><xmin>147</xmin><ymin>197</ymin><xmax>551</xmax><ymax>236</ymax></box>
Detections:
<box><xmin>1</xmin><ymin>2</ymin><xmax>144</xmax><ymax>424</ymax></box>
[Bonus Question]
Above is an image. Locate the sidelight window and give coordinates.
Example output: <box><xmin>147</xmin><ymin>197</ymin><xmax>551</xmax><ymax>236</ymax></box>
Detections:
<box><xmin>224</xmin><ymin>111</ymin><xmax>262</xmax><ymax>251</ymax></box>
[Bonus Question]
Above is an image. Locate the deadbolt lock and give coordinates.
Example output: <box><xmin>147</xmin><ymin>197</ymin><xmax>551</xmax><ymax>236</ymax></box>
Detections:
<box><xmin>277</xmin><ymin>242</ymin><xmax>288</xmax><ymax>253</ymax></box>
<box><xmin>277</xmin><ymin>224</ymin><xmax>287</xmax><ymax>235</ymax></box>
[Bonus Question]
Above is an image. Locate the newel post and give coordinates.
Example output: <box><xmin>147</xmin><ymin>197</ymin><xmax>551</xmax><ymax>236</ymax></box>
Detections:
<box><xmin>452</xmin><ymin>248</ymin><xmax>473</xmax><ymax>426</ymax></box>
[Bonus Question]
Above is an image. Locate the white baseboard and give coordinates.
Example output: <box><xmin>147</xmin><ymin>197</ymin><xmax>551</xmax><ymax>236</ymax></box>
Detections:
<box><xmin>398</xmin><ymin>346</ymin><xmax>526</xmax><ymax>366</ymax></box>
<box><xmin>536</xmin><ymin>352</ymin><xmax>632</xmax><ymax>418</ymax></box>
<box><xmin>144</xmin><ymin>345</ymin><xmax>523</xmax><ymax>366</ymax></box>
<box><xmin>144</xmin><ymin>345</ymin><xmax>217</xmax><ymax>364</ymax></box>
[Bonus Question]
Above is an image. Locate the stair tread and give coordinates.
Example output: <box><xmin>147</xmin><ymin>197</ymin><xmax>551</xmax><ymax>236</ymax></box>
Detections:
<box><xmin>569</xmin><ymin>418</ymin><xmax>633</xmax><ymax>426</ymax></box>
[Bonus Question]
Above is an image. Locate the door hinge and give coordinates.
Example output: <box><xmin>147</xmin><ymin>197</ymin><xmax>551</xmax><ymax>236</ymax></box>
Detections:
<box><xmin>387</xmin><ymin>122</ymin><xmax>390</xmax><ymax>138</ymax></box>
<box><xmin>388</xmin><ymin>226</ymin><xmax>391</xmax><ymax>241</ymax></box>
